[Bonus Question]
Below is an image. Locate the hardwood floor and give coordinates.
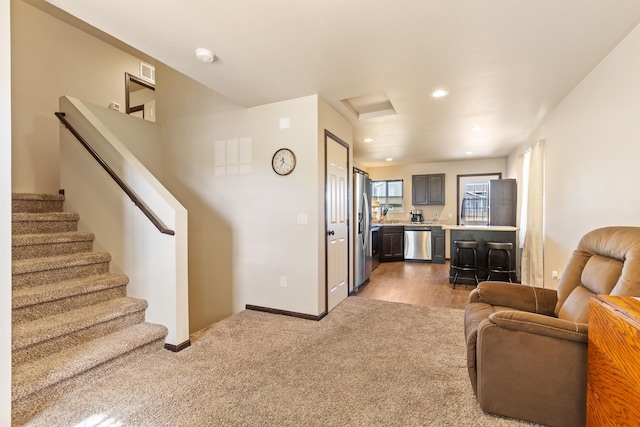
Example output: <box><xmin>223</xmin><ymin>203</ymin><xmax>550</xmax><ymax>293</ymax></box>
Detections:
<box><xmin>356</xmin><ymin>261</ymin><xmax>476</xmax><ymax>310</ymax></box>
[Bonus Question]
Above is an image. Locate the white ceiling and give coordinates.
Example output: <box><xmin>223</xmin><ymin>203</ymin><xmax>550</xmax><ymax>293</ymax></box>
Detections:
<box><xmin>43</xmin><ymin>0</ymin><xmax>640</xmax><ymax>167</ymax></box>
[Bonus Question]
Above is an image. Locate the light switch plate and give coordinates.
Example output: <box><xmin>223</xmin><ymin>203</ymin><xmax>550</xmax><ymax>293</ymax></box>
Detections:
<box><xmin>297</xmin><ymin>213</ymin><xmax>308</xmax><ymax>224</ymax></box>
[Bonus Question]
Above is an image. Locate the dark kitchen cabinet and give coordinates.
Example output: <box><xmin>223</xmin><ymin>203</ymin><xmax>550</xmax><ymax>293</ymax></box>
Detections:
<box><xmin>412</xmin><ymin>175</ymin><xmax>429</xmax><ymax>205</ymax></box>
<box><xmin>371</xmin><ymin>226</ymin><xmax>380</xmax><ymax>271</ymax></box>
<box><xmin>489</xmin><ymin>179</ymin><xmax>517</xmax><ymax>226</ymax></box>
<box><xmin>412</xmin><ymin>174</ymin><xmax>445</xmax><ymax>205</ymax></box>
<box><xmin>380</xmin><ymin>226</ymin><xmax>404</xmax><ymax>262</ymax></box>
<box><xmin>431</xmin><ymin>226</ymin><xmax>445</xmax><ymax>264</ymax></box>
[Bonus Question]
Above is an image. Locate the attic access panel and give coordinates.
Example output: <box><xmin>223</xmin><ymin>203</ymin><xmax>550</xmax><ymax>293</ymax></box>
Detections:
<box><xmin>341</xmin><ymin>91</ymin><xmax>396</xmax><ymax>120</ymax></box>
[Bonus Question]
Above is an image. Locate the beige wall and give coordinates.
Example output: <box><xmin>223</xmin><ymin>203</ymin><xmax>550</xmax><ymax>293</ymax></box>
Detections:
<box><xmin>11</xmin><ymin>0</ymin><xmax>149</xmax><ymax>193</ymax></box>
<box><xmin>507</xmin><ymin>22</ymin><xmax>640</xmax><ymax>287</ymax></box>
<box><xmin>155</xmin><ymin>64</ymin><xmax>245</xmax><ymax>331</ymax></box>
<box><xmin>156</xmin><ymin>63</ymin><xmax>353</xmax><ymax>331</ymax></box>
<box><xmin>84</xmin><ymin>101</ymin><xmax>162</xmax><ymax>178</ymax></box>
<box><xmin>1</xmin><ymin>0</ymin><xmax>12</xmax><ymax>421</ymax></box>
<box><xmin>242</xmin><ymin>96</ymin><xmax>322</xmax><ymax>316</ymax></box>
<box><xmin>367</xmin><ymin>158</ymin><xmax>508</xmax><ymax>224</ymax></box>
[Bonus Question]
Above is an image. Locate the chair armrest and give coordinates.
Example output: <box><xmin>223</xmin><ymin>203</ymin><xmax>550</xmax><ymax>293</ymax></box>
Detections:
<box><xmin>475</xmin><ymin>281</ymin><xmax>558</xmax><ymax>315</ymax></box>
<box><xmin>474</xmin><ymin>310</ymin><xmax>589</xmax><ymax>425</ymax></box>
<box><xmin>488</xmin><ymin>310</ymin><xmax>588</xmax><ymax>343</ymax></box>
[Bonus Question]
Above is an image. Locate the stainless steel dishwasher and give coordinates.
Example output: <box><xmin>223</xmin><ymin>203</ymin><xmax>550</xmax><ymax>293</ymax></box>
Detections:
<box><xmin>404</xmin><ymin>225</ymin><xmax>432</xmax><ymax>261</ymax></box>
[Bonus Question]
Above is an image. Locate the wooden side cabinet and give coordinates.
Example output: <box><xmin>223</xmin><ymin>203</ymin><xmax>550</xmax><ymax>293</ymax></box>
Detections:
<box><xmin>587</xmin><ymin>295</ymin><xmax>640</xmax><ymax>426</ymax></box>
<box><xmin>379</xmin><ymin>226</ymin><xmax>404</xmax><ymax>262</ymax></box>
<box><xmin>412</xmin><ymin>174</ymin><xmax>445</xmax><ymax>205</ymax></box>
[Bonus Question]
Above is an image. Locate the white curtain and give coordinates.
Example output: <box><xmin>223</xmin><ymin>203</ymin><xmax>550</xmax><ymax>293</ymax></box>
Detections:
<box><xmin>520</xmin><ymin>139</ymin><xmax>545</xmax><ymax>286</ymax></box>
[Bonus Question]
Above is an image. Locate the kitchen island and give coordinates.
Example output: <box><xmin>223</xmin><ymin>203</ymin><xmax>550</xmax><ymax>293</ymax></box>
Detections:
<box><xmin>443</xmin><ymin>225</ymin><xmax>519</xmax><ymax>284</ymax></box>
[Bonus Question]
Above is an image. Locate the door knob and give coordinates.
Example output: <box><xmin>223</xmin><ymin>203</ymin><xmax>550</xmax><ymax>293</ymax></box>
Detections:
<box><xmin>328</xmin><ymin>230</ymin><xmax>335</xmax><ymax>236</ymax></box>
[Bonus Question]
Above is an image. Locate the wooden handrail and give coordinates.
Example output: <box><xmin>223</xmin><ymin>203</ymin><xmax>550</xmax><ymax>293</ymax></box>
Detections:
<box><xmin>55</xmin><ymin>112</ymin><xmax>175</xmax><ymax>236</ymax></box>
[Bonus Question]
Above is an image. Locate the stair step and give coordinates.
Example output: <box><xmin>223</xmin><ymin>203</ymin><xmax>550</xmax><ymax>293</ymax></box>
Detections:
<box><xmin>12</xmin><ymin>212</ymin><xmax>79</xmax><ymax>235</ymax></box>
<box><xmin>10</xmin><ymin>193</ymin><xmax>168</xmax><ymax>424</ymax></box>
<box><xmin>12</xmin><ymin>322</ymin><xmax>167</xmax><ymax>403</ymax></box>
<box><xmin>12</xmin><ymin>252</ymin><xmax>111</xmax><ymax>289</ymax></box>
<box><xmin>12</xmin><ymin>231</ymin><xmax>94</xmax><ymax>260</ymax></box>
<box><xmin>12</xmin><ymin>297</ymin><xmax>148</xmax><ymax>365</ymax></box>
<box><xmin>12</xmin><ymin>273</ymin><xmax>128</xmax><ymax>324</ymax></box>
<box><xmin>12</xmin><ymin>192</ymin><xmax>64</xmax><ymax>213</ymax></box>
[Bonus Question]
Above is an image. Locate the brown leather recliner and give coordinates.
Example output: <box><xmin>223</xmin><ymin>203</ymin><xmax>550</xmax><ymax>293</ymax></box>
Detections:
<box><xmin>464</xmin><ymin>226</ymin><xmax>640</xmax><ymax>427</ymax></box>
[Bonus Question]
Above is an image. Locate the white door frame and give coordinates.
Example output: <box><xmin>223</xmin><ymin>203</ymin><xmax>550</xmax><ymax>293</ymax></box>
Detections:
<box><xmin>324</xmin><ymin>130</ymin><xmax>350</xmax><ymax>313</ymax></box>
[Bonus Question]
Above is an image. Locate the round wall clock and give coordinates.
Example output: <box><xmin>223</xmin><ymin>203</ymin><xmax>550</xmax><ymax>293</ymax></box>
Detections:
<box><xmin>272</xmin><ymin>148</ymin><xmax>296</xmax><ymax>176</ymax></box>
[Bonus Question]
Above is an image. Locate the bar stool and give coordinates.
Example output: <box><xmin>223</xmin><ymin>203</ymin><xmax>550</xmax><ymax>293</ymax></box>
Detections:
<box><xmin>486</xmin><ymin>242</ymin><xmax>517</xmax><ymax>282</ymax></box>
<box><xmin>452</xmin><ymin>240</ymin><xmax>479</xmax><ymax>288</ymax></box>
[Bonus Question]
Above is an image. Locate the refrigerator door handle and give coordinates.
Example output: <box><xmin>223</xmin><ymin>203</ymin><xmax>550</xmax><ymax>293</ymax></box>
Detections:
<box><xmin>362</xmin><ymin>192</ymin><xmax>370</xmax><ymax>251</ymax></box>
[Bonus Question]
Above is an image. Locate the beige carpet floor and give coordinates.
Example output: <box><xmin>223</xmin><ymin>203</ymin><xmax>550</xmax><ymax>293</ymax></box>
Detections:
<box><xmin>19</xmin><ymin>297</ymin><xmax>536</xmax><ymax>426</ymax></box>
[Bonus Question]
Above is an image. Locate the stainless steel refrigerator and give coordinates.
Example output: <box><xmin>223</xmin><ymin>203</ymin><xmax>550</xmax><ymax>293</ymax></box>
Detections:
<box><xmin>354</xmin><ymin>170</ymin><xmax>372</xmax><ymax>289</ymax></box>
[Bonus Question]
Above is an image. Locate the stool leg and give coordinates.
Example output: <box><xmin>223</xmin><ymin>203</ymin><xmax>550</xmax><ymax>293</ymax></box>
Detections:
<box><xmin>473</xmin><ymin>248</ymin><xmax>479</xmax><ymax>284</ymax></box>
<box><xmin>452</xmin><ymin>248</ymin><xmax>459</xmax><ymax>288</ymax></box>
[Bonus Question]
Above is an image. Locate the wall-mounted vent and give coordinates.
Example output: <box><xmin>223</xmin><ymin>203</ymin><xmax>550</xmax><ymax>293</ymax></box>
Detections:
<box><xmin>140</xmin><ymin>62</ymin><xmax>156</xmax><ymax>84</ymax></box>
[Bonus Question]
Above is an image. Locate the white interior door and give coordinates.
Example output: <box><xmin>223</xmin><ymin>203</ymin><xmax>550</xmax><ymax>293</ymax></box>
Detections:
<box><xmin>326</xmin><ymin>133</ymin><xmax>349</xmax><ymax>312</ymax></box>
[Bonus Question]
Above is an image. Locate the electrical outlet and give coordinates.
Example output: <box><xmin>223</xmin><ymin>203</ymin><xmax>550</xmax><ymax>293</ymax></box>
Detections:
<box><xmin>434</xmin><ymin>213</ymin><xmax>438</xmax><ymax>219</ymax></box>
<box><xmin>280</xmin><ymin>276</ymin><xmax>287</xmax><ymax>287</ymax></box>
<box><xmin>552</xmin><ymin>270</ymin><xmax>559</xmax><ymax>280</ymax></box>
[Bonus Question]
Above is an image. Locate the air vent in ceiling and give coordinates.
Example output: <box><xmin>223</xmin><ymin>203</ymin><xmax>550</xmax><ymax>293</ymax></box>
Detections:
<box><xmin>140</xmin><ymin>62</ymin><xmax>156</xmax><ymax>84</ymax></box>
<box><xmin>341</xmin><ymin>91</ymin><xmax>396</xmax><ymax>120</ymax></box>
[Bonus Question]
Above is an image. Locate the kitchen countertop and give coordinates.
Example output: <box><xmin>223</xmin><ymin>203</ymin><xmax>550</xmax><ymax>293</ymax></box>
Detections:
<box><xmin>374</xmin><ymin>222</ymin><xmax>444</xmax><ymax>227</ymax></box>
<box><xmin>444</xmin><ymin>225</ymin><xmax>519</xmax><ymax>231</ymax></box>
<box><xmin>373</xmin><ymin>223</ymin><xmax>518</xmax><ymax>231</ymax></box>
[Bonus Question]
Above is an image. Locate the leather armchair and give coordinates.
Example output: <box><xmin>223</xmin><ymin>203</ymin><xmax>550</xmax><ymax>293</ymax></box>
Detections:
<box><xmin>464</xmin><ymin>226</ymin><xmax>640</xmax><ymax>427</ymax></box>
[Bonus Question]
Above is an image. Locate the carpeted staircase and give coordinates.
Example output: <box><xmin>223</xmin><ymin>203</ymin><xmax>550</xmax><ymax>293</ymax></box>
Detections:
<box><xmin>11</xmin><ymin>192</ymin><xmax>168</xmax><ymax>423</ymax></box>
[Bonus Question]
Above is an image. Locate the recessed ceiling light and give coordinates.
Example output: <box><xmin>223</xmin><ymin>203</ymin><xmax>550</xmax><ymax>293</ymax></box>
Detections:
<box><xmin>364</xmin><ymin>138</ymin><xmax>374</xmax><ymax>143</ymax></box>
<box><xmin>465</xmin><ymin>151</ymin><xmax>474</xmax><ymax>155</ymax></box>
<box><xmin>195</xmin><ymin>48</ymin><xmax>215</xmax><ymax>63</ymax></box>
<box><xmin>431</xmin><ymin>89</ymin><xmax>449</xmax><ymax>98</ymax></box>
<box><xmin>470</xmin><ymin>126</ymin><xmax>484</xmax><ymax>131</ymax></box>
<box><xmin>385</xmin><ymin>157</ymin><xmax>393</xmax><ymax>162</ymax></box>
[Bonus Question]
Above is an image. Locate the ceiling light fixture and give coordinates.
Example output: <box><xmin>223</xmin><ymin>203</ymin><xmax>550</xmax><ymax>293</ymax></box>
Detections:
<box><xmin>431</xmin><ymin>89</ymin><xmax>449</xmax><ymax>98</ymax></box>
<box><xmin>195</xmin><ymin>48</ymin><xmax>215</xmax><ymax>63</ymax></box>
<box><xmin>385</xmin><ymin>157</ymin><xmax>393</xmax><ymax>162</ymax></box>
<box><xmin>470</xmin><ymin>126</ymin><xmax>484</xmax><ymax>131</ymax></box>
<box><xmin>465</xmin><ymin>151</ymin><xmax>474</xmax><ymax>155</ymax></box>
<box><xmin>364</xmin><ymin>138</ymin><xmax>374</xmax><ymax>143</ymax></box>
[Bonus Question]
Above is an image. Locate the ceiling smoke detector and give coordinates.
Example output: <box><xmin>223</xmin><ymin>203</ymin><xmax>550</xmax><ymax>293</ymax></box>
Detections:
<box><xmin>195</xmin><ymin>48</ymin><xmax>215</xmax><ymax>63</ymax></box>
